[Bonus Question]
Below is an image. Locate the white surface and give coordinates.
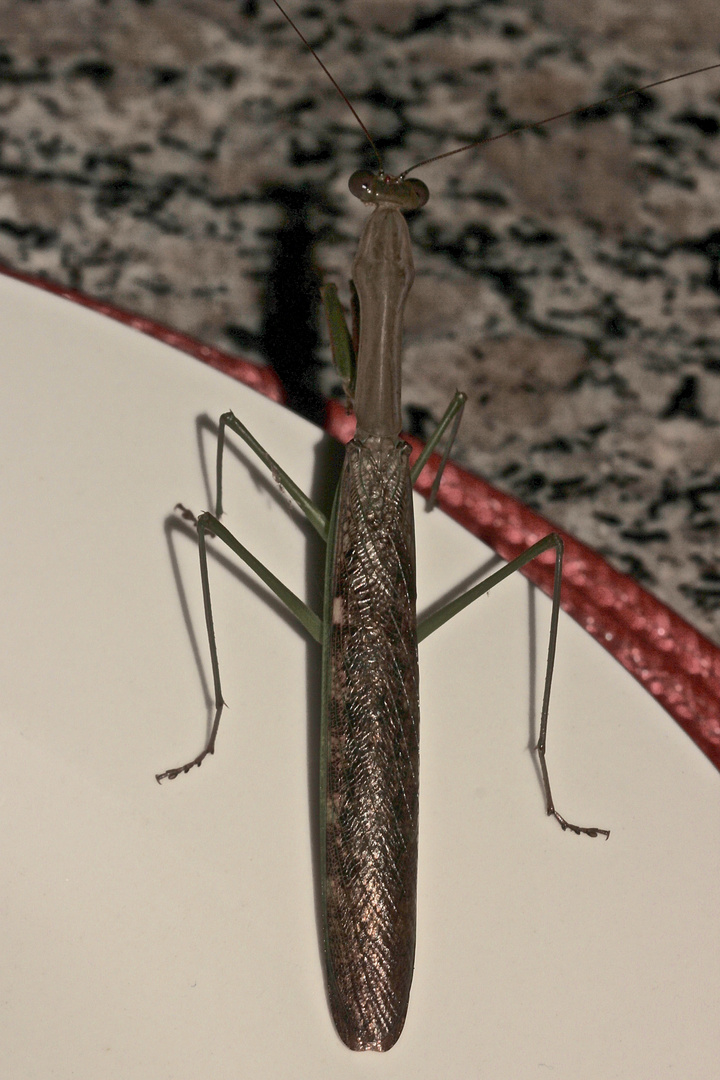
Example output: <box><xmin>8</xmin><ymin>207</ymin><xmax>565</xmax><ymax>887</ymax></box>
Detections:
<box><xmin>0</xmin><ymin>271</ymin><xmax>718</xmax><ymax>1079</ymax></box>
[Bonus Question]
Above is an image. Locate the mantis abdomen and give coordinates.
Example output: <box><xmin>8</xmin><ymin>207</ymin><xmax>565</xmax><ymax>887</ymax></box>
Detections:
<box><xmin>323</xmin><ymin>438</ymin><xmax>419</xmax><ymax>1051</ymax></box>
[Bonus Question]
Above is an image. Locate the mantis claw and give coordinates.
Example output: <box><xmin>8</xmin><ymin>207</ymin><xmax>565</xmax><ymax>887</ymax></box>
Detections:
<box><xmin>155</xmin><ymin>745</ymin><xmax>215</xmax><ymax>784</ymax></box>
<box><xmin>552</xmin><ymin>811</ymin><xmax>610</xmax><ymax>840</ymax></box>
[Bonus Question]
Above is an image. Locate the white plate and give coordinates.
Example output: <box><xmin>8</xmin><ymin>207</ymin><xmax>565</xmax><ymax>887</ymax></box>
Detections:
<box><xmin>1</xmin><ymin>271</ymin><xmax>718</xmax><ymax>1078</ymax></box>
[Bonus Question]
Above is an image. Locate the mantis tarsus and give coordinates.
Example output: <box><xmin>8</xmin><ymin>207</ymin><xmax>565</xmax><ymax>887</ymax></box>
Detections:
<box><xmin>158</xmin><ymin>0</ymin><xmax>719</xmax><ymax>1053</ymax></box>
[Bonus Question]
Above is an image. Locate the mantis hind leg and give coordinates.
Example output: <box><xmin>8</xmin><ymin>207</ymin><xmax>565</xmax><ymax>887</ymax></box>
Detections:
<box><xmin>157</xmin><ymin>507</ymin><xmax>323</xmax><ymax>783</ymax></box>
<box><xmin>157</xmin><ymin>411</ymin><xmax>328</xmax><ymax>783</ymax></box>
<box><xmin>417</xmin><ymin>533</ymin><xmax>610</xmax><ymax>839</ymax></box>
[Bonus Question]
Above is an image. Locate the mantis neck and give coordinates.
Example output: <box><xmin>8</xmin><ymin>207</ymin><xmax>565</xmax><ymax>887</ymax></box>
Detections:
<box><xmin>351</xmin><ymin>203</ymin><xmax>415</xmax><ymax>440</ymax></box>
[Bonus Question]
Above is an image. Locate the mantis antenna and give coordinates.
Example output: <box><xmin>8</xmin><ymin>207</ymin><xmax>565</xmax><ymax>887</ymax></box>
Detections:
<box><xmin>272</xmin><ymin>0</ymin><xmax>720</xmax><ymax>183</ymax></box>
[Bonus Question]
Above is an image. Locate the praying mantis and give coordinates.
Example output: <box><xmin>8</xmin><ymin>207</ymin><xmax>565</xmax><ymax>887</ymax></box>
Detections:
<box><xmin>157</xmin><ymin>0</ymin><xmax>720</xmax><ymax>1054</ymax></box>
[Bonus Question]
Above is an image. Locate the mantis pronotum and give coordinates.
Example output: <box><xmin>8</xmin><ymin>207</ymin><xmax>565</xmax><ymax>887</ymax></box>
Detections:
<box><xmin>158</xmin><ymin>0</ymin><xmax>719</xmax><ymax>1054</ymax></box>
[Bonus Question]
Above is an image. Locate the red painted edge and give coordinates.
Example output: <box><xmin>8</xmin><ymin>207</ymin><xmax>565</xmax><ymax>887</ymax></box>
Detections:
<box><xmin>4</xmin><ymin>262</ymin><xmax>717</xmax><ymax>773</ymax></box>
<box><xmin>0</xmin><ymin>262</ymin><xmax>285</xmax><ymax>404</ymax></box>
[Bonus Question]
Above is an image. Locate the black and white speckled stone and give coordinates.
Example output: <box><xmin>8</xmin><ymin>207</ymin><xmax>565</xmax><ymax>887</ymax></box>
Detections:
<box><xmin>1</xmin><ymin>0</ymin><xmax>719</xmax><ymax>644</ymax></box>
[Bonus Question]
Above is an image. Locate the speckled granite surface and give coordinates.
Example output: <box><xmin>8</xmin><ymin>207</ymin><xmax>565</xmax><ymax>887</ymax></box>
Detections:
<box><xmin>1</xmin><ymin>0</ymin><xmax>719</xmax><ymax>644</ymax></box>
